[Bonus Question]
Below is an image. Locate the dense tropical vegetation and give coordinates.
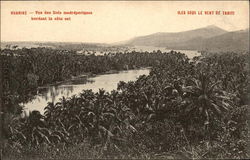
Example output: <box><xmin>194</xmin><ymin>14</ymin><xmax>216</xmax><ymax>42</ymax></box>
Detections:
<box><xmin>0</xmin><ymin>48</ymin><xmax>168</xmax><ymax>114</ymax></box>
<box><xmin>1</xmin><ymin>48</ymin><xmax>249</xmax><ymax>159</ymax></box>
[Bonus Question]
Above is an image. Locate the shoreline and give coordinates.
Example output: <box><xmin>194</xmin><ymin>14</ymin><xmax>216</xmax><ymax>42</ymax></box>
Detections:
<box><xmin>37</xmin><ymin>67</ymin><xmax>151</xmax><ymax>89</ymax></box>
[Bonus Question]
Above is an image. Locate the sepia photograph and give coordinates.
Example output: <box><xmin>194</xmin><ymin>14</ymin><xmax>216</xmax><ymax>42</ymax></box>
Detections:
<box><xmin>0</xmin><ymin>1</ymin><xmax>249</xmax><ymax>159</ymax></box>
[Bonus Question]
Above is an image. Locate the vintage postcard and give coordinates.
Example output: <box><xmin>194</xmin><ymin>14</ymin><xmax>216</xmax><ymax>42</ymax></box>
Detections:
<box><xmin>0</xmin><ymin>1</ymin><xmax>249</xmax><ymax>159</ymax></box>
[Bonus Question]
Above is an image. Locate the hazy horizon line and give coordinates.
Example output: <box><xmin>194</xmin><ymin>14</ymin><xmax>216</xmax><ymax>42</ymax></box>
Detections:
<box><xmin>1</xmin><ymin>25</ymin><xmax>249</xmax><ymax>44</ymax></box>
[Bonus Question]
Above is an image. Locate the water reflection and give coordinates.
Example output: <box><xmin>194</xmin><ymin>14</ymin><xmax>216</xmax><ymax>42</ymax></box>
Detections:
<box><xmin>37</xmin><ymin>85</ymin><xmax>74</xmax><ymax>102</ymax></box>
<box><xmin>24</xmin><ymin>50</ymin><xmax>200</xmax><ymax>114</ymax></box>
<box><xmin>24</xmin><ymin>68</ymin><xmax>151</xmax><ymax>114</ymax></box>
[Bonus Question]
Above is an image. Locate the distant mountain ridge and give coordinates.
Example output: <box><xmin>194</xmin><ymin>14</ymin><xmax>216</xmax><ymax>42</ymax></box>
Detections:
<box><xmin>123</xmin><ymin>25</ymin><xmax>249</xmax><ymax>52</ymax></box>
<box><xmin>2</xmin><ymin>25</ymin><xmax>248</xmax><ymax>53</ymax></box>
<box><xmin>126</xmin><ymin>25</ymin><xmax>227</xmax><ymax>46</ymax></box>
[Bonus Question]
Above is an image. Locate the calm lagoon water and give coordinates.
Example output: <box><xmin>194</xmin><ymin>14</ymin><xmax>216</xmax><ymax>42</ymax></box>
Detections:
<box><xmin>24</xmin><ymin>68</ymin><xmax>150</xmax><ymax>114</ymax></box>
<box><xmin>24</xmin><ymin>49</ymin><xmax>200</xmax><ymax>114</ymax></box>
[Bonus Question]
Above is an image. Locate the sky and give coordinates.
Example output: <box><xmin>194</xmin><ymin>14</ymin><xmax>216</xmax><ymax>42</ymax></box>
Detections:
<box><xmin>1</xmin><ymin>1</ymin><xmax>249</xmax><ymax>43</ymax></box>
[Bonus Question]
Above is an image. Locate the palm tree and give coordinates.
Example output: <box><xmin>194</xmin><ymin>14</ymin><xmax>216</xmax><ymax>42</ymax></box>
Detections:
<box><xmin>181</xmin><ymin>72</ymin><xmax>232</xmax><ymax>133</ymax></box>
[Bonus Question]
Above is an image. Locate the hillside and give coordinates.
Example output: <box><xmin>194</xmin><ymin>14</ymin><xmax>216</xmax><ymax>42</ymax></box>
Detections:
<box><xmin>126</xmin><ymin>25</ymin><xmax>227</xmax><ymax>47</ymax></box>
<box><xmin>200</xmin><ymin>29</ymin><xmax>249</xmax><ymax>52</ymax></box>
<box><xmin>125</xmin><ymin>26</ymin><xmax>249</xmax><ymax>52</ymax></box>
